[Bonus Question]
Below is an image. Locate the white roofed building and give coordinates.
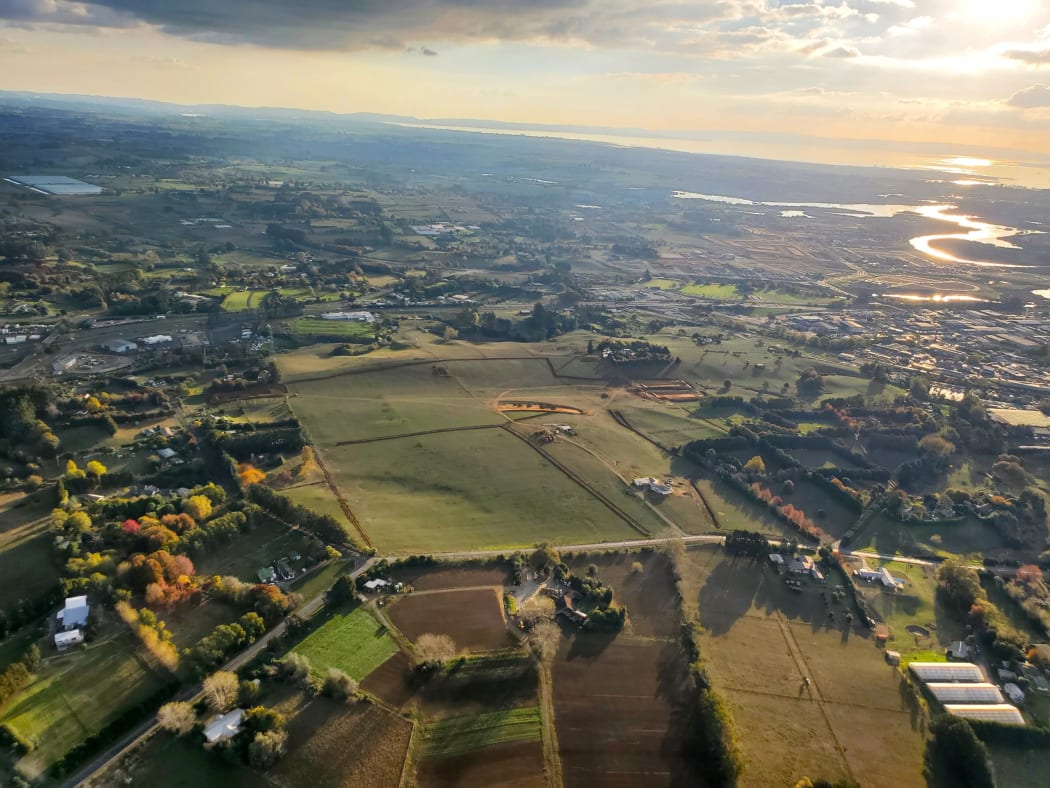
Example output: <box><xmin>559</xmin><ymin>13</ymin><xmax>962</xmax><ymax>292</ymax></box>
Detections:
<box><xmin>57</xmin><ymin>596</ymin><xmax>89</xmax><ymax>630</ymax></box>
<box><xmin>204</xmin><ymin>708</ymin><xmax>244</xmax><ymax>744</ymax></box>
<box><xmin>944</xmin><ymin>704</ymin><xmax>1025</xmax><ymax>725</ymax></box>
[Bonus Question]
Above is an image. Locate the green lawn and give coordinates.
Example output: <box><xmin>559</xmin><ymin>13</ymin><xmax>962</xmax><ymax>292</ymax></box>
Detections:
<box><xmin>281</xmin><ymin>483</ymin><xmax>358</xmax><ymax>541</ymax></box>
<box><xmin>288</xmin><ymin>318</ymin><xmax>376</xmax><ymax>338</ymax></box>
<box><xmin>219</xmin><ymin>289</ymin><xmax>257</xmax><ymax>311</ymax></box>
<box><xmin>680</xmin><ymin>282</ymin><xmax>739</xmax><ymax>299</ymax></box>
<box><xmin>848</xmin><ymin>513</ymin><xmax>1006</xmax><ymax>559</ymax></box>
<box><xmin>0</xmin><ymin>530</ymin><xmax>61</xmax><ymax>611</ymax></box>
<box><xmin>423</xmin><ymin>706</ymin><xmax>542</xmax><ymax>757</ymax></box>
<box><xmin>1</xmin><ymin>635</ymin><xmax>167</xmax><ymax>777</ymax></box>
<box><xmin>292</xmin><ymin>607</ymin><xmax>398</xmax><ymax>681</ymax></box>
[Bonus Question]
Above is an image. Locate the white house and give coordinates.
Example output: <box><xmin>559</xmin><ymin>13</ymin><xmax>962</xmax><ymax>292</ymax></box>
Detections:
<box><xmin>157</xmin><ymin>448</ymin><xmax>178</xmax><ymax>460</ymax></box>
<box><xmin>204</xmin><ymin>708</ymin><xmax>244</xmax><ymax>744</ymax></box>
<box><xmin>363</xmin><ymin>579</ymin><xmax>390</xmax><ymax>592</ymax></box>
<box><xmin>54</xmin><ymin>629</ymin><xmax>84</xmax><ymax>650</ymax></box>
<box><xmin>632</xmin><ymin>477</ymin><xmax>673</xmax><ymax>496</ymax></box>
<box><xmin>855</xmin><ymin>566</ymin><xmax>903</xmax><ymax>589</ymax></box>
<box><xmin>57</xmin><ymin>596</ymin><xmax>89</xmax><ymax>630</ymax></box>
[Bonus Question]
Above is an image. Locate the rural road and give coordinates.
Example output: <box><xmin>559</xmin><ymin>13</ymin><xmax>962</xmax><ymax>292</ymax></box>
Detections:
<box><xmin>73</xmin><ymin>532</ymin><xmax>1007</xmax><ymax>786</ymax></box>
<box><xmin>68</xmin><ymin>556</ymin><xmax>378</xmax><ymax>788</ymax></box>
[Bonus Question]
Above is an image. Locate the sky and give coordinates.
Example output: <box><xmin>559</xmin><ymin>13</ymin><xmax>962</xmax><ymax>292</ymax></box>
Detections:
<box><xmin>3</xmin><ymin>1</ymin><xmax>1050</xmax><ymax>170</ymax></box>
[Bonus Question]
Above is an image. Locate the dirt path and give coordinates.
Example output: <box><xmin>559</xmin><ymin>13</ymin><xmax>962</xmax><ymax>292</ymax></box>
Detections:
<box><xmin>774</xmin><ymin>610</ymin><xmax>857</xmax><ymax>784</ymax></box>
<box><xmin>538</xmin><ymin>662</ymin><xmax>563</xmax><ymax>788</ymax></box>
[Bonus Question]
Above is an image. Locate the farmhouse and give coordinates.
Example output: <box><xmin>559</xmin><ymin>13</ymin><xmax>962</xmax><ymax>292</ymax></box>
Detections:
<box><xmin>156</xmin><ymin>448</ymin><xmax>178</xmax><ymax>460</ymax></box>
<box><xmin>203</xmin><ymin>708</ymin><xmax>244</xmax><ymax>744</ymax></box>
<box><xmin>947</xmin><ymin>641</ymin><xmax>971</xmax><ymax>661</ymax></box>
<box><xmin>363</xmin><ymin>578</ymin><xmax>391</xmax><ymax>592</ymax></box>
<box><xmin>854</xmin><ymin>565</ymin><xmax>904</xmax><ymax>589</ymax></box>
<box><xmin>54</xmin><ymin>629</ymin><xmax>84</xmax><ymax>650</ymax></box>
<box><xmin>632</xmin><ymin>477</ymin><xmax>673</xmax><ymax>495</ymax></box>
<box><xmin>257</xmin><ymin>566</ymin><xmax>277</xmax><ymax>584</ymax></box>
<box><xmin>57</xmin><ymin>595</ymin><xmax>89</xmax><ymax>630</ymax></box>
<box><xmin>140</xmin><ymin>334</ymin><xmax>173</xmax><ymax>346</ymax></box>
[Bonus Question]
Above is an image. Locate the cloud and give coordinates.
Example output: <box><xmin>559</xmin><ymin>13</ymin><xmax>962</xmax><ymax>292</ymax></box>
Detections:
<box><xmin>421</xmin><ymin>46</ymin><xmax>438</xmax><ymax>56</ymax></box>
<box><xmin>1007</xmin><ymin>84</ymin><xmax>1050</xmax><ymax>108</ymax></box>
<box><xmin>1003</xmin><ymin>48</ymin><xmax>1050</xmax><ymax>65</ymax></box>
<box><xmin>822</xmin><ymin>45</ymin><xmax>860</xmax><ymax>58</ymax></box>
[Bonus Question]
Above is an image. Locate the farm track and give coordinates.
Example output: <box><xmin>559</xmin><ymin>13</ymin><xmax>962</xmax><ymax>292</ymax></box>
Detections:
<box><xmin>330</xmin><ymin>422</ymin><xmax>501</xmax><ymax>447</ymax></box>
<box><xmin>307</xmin><ymin>433</ymin><xmax>374</xmax><ymax>550</ymax></box>
<box><xmin>287</xmin><ymin>353</ymin><xmax>603</xmax><ymax>386</ymax></box>
<box><xmin>499</xmin><ymin>423</ymin><xmax>652</xmax><ymax>539</ymax></box>
<box><xmin>773</xmin><ymin>610</ymin><xmax>857</xmax><ymax>784</ymax></box>
<box><xmin>608</xmin><ymin>408</ymin><xmax>723</xmax><ymax>530</ymax></box>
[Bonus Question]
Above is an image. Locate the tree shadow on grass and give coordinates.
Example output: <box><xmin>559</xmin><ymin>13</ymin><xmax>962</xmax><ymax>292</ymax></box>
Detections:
<box><xmin>698</xmin><ymin>555</ymin><xmax>763</xmax><ymax>636</ymax></box>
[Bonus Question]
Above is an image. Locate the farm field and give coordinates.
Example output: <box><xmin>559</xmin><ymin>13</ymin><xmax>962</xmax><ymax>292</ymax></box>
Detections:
<box><xmin>552</xmin><ymin>634</ymin><xmax>700</xmax><ymax>787</ymax></box>
<box><xmin>690</xmin><ymin>476</ymin><xmax>797</xmax><ymax>538</ymax></box>
<box><xmin>288</xmin><ymin>318</ymin><xmax>375</xmax><ymax>339</ymax></box>
<box><xmin>0</xmin><ymin>529</ymin><xmax>61</xmax><ymax>611</ymax></box>
<box><xmin>987</xmin><ymin>743</ymin><xmax>1050</xmax><ymax>788</ymax></box>
<box><xmin>1</xmin><ymin>635</ymin><xmax>168</xmax><ymax>777</ymax></box>
<box><xmin>681</xmin><ymin>545</ymin><xmax>926</xmax><ymax>787</ymax></box>
<box><xmin>293</xmin><ymin>607</ymin><xmax>399</xmax><ymax>681</ymax></box>
<box><xmin>417</xmin><ymin>739</ymin><xmax>545</xmax><ymax>788</ymax></box>
<box><xmin>320</xmin><ymin>429</ymin><xmax>642</xmax><ymax>553</ymax></box>
<box><xmin>387</xmin><ymin>588</ymin><xmax>514</xmax><ymax>653</ymax></box>
<box><xmin>847</xmin><ymin>512</ymin><xmax>1007</xmax><ymax>558</ymax></box>
<box><xmin>280</xmin><ymin>483</ymin><xmax>356</xmax><ymax>533</ymax></box>
<box><xmin>422</xmin><ymin>706</ymin><xmax>542</xmax><ymax>756</ymax></box>
<box><xmin>268</xmin><ymin>699</ymin><xmax>413</xmax><ymax>788</ymax></box>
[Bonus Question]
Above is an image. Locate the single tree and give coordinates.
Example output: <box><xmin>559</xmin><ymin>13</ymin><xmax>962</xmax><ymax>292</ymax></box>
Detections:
<box><xmin>248</xmin><ymin>729</ymin><xmax>288</xmax><ymax>769</ymax></box>
<box><xmin>203</xmin><ymin>671</ymin><xmax>240</xmax><ymax>712</ymax></box>
<box><xmin>415</xmin><ymin>633</ymin><xmax>457</xmax><ymax>667</ymax></box>
<box><xmin>157</xmin><ymin>701</ymin><xmax>197</xmax><ymax>736</ymax></box>
<box><xmin>530</xmin><ymin>621</ymin><xmax>561</xmax><ymax>663</ymax></box>
<box><xmin>322</xmin><ymin>668</ymin><xmax>358</xmax><ymax>701</ymax></box>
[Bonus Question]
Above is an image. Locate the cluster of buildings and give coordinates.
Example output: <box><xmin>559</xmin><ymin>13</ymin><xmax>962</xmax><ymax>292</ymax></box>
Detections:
<box><xmin>769</xmin><ymin>552</ymin><xmax>825</xmax><ymax>583</ymax></box>
<box><xmin>854</xmin><ymin>564</ymin><xmax>906</xmax><ymax>590</ymax></box>
<box><xmin>909</xmin><ymin>661</ymin><xmax>1026</xmax><ymax>726</ymax></box>
<box><xmin>1</xmin><ymin>323</ymin><xmax>45</xmax><ymax>344</ymax></box>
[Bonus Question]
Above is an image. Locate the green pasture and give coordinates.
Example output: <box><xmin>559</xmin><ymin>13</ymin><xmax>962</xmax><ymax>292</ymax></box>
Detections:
<box><xmin>292</xmin><ymin>607</ymin><xmax>399</xmax><ymax>681</ymax></box>
<box><xmin>1</xmin><ymin>635</ymin><xmax>166</xmax><ymax>776</ymax></box>
<box><xmin>423</xmin><ymin>706</ymin><xmax>542</xmax><ymax>757</ymax></box>
<box><xmin>322</xmin><ymin>429</ymin><xmax>639</xmax><ymax>553</ymax></box>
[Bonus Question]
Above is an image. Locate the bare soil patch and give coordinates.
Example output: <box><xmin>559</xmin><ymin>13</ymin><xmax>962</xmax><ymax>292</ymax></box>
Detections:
<box><xmin>390</xmin><ymin>565</ymin><xmax>510</xmax><ymax>591</ymax></box>
<box><xmin>552</xmin><ymin>634</ymin><xmax>701</xmax><ymax>788</ymax></box>
<box><xmin>360</xmin><ymin>651</ymin><xmax>416</xmax><ymax>709</ymax></box>
<box><xmin>387</xmin><ymin>588</ymin><xmax>515</xmax><ymax>653</ymax></box>
<box><xmin>417</xmin><ymin>740</ymin><xmax>545</xmax><ymax>788</ymax></box>
<box><xmin>268</xmin><ymin>699</ymin><xmax>411</xmax><ymax>788</ymax></box>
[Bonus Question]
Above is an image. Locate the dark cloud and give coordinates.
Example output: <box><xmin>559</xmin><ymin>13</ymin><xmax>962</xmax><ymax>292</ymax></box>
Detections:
<box><xmin>421</xmin><ymin>46</ymin><xmax>438</xmax><ymax>56</ymax></box>
<box><xmin>1003</xmin><ymin>48</ymin><xmax>1050</xmax><ymax>65</ymax></box>
<box><xmin>0</xmin><ymin>0</ymin><xmax>739</xmax><ymax>51</ymax></box>
<box><xmin>1008</xmin><ymin>84</ymin><xmax>1050</xmax><ymax>108</ymax></box>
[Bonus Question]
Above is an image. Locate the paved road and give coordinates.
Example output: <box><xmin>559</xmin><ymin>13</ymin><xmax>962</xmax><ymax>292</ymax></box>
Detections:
<box><xmin>68</xmin><ymin>556</ymin><xmax>377</xmax><ymax>788</ymax></box>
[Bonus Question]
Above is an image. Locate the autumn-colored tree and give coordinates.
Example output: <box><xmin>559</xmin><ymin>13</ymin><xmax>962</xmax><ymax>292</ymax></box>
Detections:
<box><xmin>744</xmin><ymin>455</ymin><xmax>766</xmax><ymax>475</ymax></box>
<box><xmin>182</xmin><ymin>495</ymin><xmax>213</xmax><ymax>521</ymax></box>
<box><xmin>161</xmin><ymin>512</ymin><xmax>196</xmax><ymax>533</ymax></box>
<box><xmin>238</xmin><ymin>464</ymin><xmax>266</xmax><ymax>486</ymax></box>
<box><xmin>141</xmin><ymin>524</ymin><xmax>179</xmax><ymax>551</ymax></box>
<box><xmin>203</xmin><ymin>671</ymin><xmax>240</xmax><ymax>712</ymax></box>
<box><xmin>122</xmin><ymin>519</ymin><xmax>140</xmax><ymax>534</ymax></box>
<box><xmin>157</xmin><ymin>702</ymin><xmax>197</xmax><ymax>736</ymax></box>
<box><xmin>65</xmin><ymin>459</ymin><xmax>85</xmax><ymax>479</ymax></box>
<box><xmin>415</xmin><ymin>633</ymin><xmax>457</xmax><ymax>667</ymax></box>
<box><xmin>85</xmin><ymin>459</ymin><xmax>107</xmax><ymax>477</ymax></box>
<box><xmin>85</xmin><ymin>396</ymin><xmax>103</xmax><ymax>413</ymax></box>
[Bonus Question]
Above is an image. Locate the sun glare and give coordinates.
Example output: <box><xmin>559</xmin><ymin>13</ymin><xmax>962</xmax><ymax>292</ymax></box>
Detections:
<box><xmin>942</xmin><ymin>156</ymin><xmax>993</xmax><ymax>168</ymax></box>
<box><xmin>961</xmin><ymin>0</ymin><xmax>1037</xmax><ymax>23</ymax></box>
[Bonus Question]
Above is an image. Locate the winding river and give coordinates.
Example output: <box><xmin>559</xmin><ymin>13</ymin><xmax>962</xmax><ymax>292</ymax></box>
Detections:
<box><xmin>672</xmin><ymin>192</ymin><xmax>1036</xmax><ymax>268</ymax></box>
